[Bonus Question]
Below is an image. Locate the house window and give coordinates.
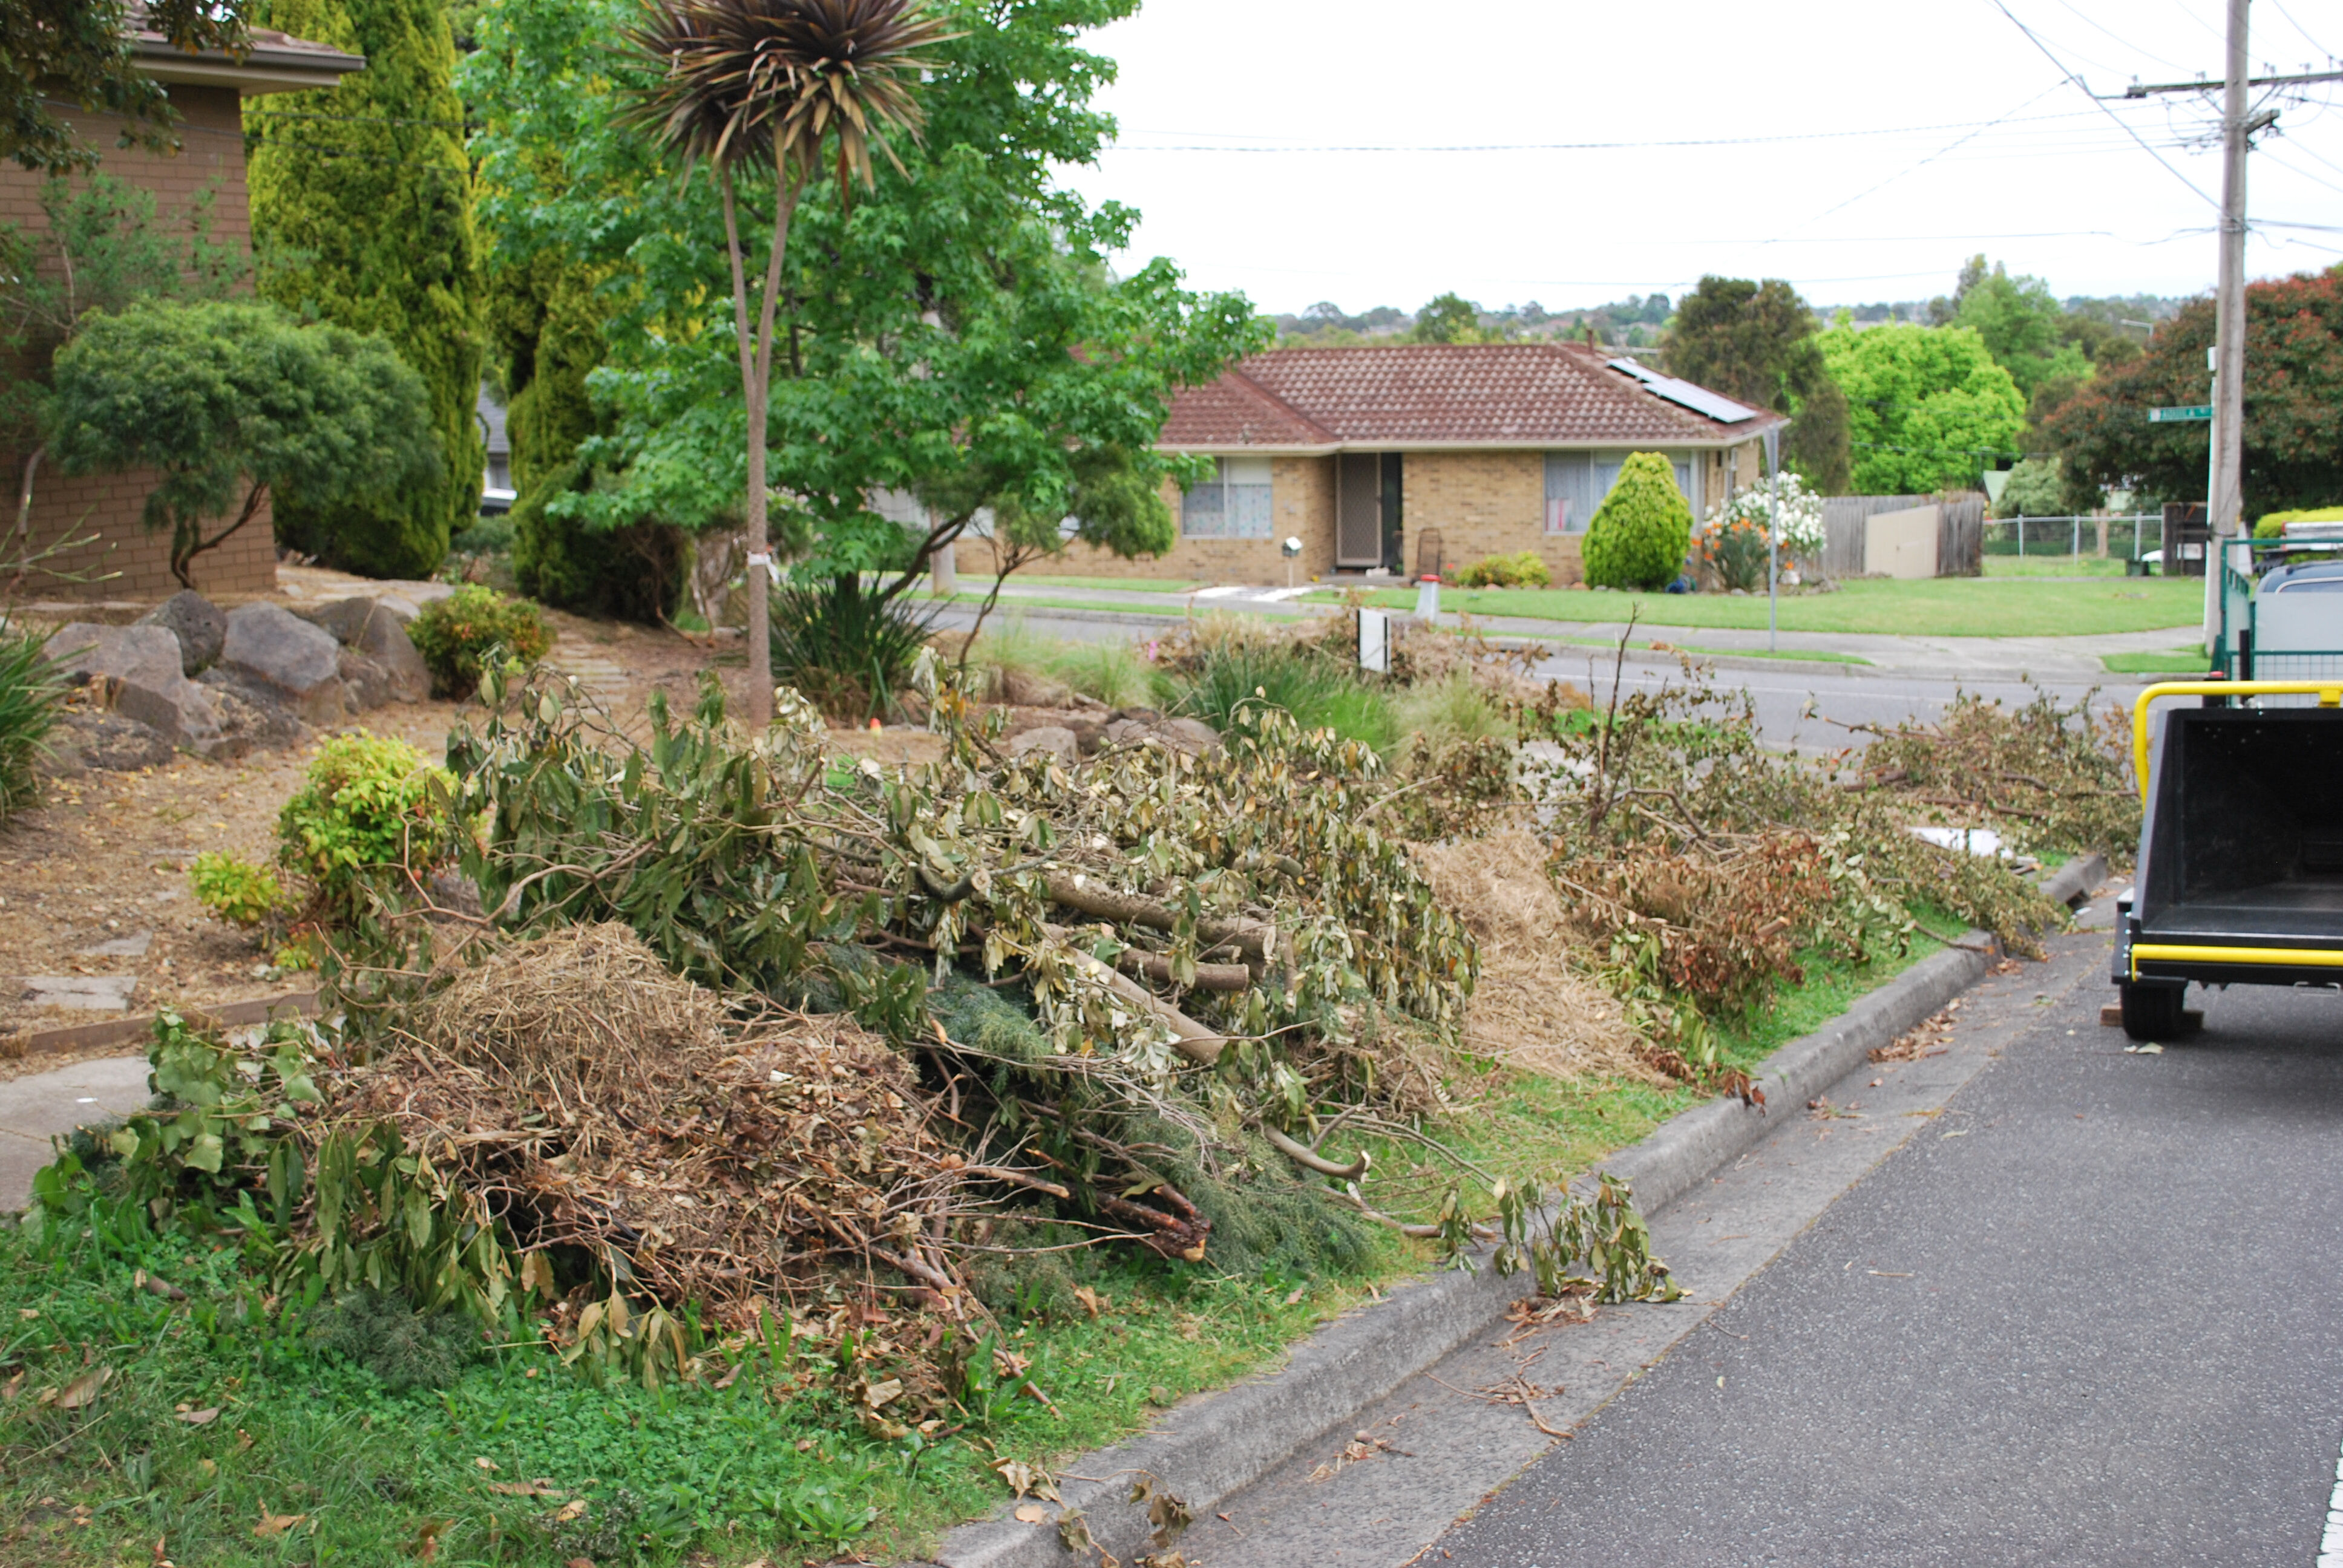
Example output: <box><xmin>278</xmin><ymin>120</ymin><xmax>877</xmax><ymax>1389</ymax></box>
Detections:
<box><xmin>1182</xmin><ymin>456</ymin><xmax>1274</xmax><ymax>539</ymax></box>
<box><xmin>1545</xmin><ymin>451</ymin><xmax>1694</xmax><ymax>534</ymax></box>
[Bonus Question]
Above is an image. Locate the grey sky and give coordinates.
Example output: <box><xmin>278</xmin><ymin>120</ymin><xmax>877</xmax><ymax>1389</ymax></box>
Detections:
<box><xmin>1054</xmin><ymin>0</ymin><xmax>2343</xmax><ymax>315</ymax></box>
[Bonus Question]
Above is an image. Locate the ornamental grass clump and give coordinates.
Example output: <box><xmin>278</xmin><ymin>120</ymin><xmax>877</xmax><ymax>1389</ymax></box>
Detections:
<box><xmin>1580</xmin><ymin>452</ymin><xmax>1693</xmax><ymax>590</ymax></box>
<box><xmin>0</xmin><ymin>624</ymin><xmax>61</xmax><ymax>822</ymax></box>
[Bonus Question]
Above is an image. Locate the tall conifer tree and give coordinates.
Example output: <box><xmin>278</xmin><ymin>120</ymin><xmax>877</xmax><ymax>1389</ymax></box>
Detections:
<box><xmin>246</xmin><ymin>0</ymin><xmax>481</xmax><ymax>578</ymax></box>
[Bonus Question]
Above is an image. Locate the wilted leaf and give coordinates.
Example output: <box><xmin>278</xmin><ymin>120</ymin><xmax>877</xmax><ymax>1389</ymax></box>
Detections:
<box><xmin>252</xmin><ymin>1510</ymin><xmax>306</xmax><ymax>1538</ymax></box>
<box><xmin>175</xmin><ymin>1406</ymin><xmax>221</xmax><ymax>1426</ymax></box>
<box><xmin>861</xmin><ymin>1377</ymin><xmax>903</xmax><ymax>1410</ymax></box>
<box><xmin>552</xmin><ymin>1498</ymin><xmax>589</xmax><ymax>1524</ymax></box>
<box><xmin>474</xmin><ymin>1457</ymin><xmax>499</xmax><ymax>1472</ymax></box>
<box><xmin>1013</xmin><ymin>1503</ymin><xmax>1049</xmax><ymax>1524</ymax></box>
<box><xmin>55</xmin><ymin>1366</ymin><xmax>111</xmax><ymax>1410</ymax></box>
<box><xmin>1070</xmin><ymin>1285</ymin><xmax>1103</xmax><ymax>1318</ymax></box>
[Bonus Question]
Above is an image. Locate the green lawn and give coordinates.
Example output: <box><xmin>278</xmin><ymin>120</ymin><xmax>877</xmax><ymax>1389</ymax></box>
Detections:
<box><xmin>2102</xmin><ymin>647</ymin><xmax>2215</xmax><ymax>675</ymax></box>
<box><xmin>1979</xmin><ymin>554</ymin><xmax>2143</xmax><ymax>579</ymax></box>
<box><xmin>1516</xmin><ymin>635</ymin><xmax>1870</xmax><ymax>667</ymax></box>
<box><xmin>1312</xmin><ymin>575</ymin><xmax>2204</xmax><ymax>638</ymax></box>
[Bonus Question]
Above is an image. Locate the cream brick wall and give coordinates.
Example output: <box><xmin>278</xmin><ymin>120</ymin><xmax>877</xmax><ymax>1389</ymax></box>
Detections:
<box><xmin>4</xmin><ymin>84</ymin><xmax>277</xmax><ymax>604</ymax></box>
<box><xmin>954</xmin><ymin>456</ymin><xmax>1339</xmax><ymax>585</ymax></box>
<box><xmin>1400</xmin><ymin>451</ymin><xmax>1584</xmax><ymax>584</ymax></box>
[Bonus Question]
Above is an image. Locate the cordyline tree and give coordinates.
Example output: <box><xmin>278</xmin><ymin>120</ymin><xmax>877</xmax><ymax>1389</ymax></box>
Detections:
<box><xmin>2046</xmin><ymin>268</ymin><xmax>2343</xmax><ymax>520</ymax></box>
<box><xmin>620</xmin><ymin>0</ymin><xmax>952</xmax><ymax>728</ymax></box>
<box><xmin>45</xmin><ymin>301</ymin><xmax>437</xmax><ymax>587</ymax></box>
<box><xmin>467</xmin><ymin>0</ymin><xmax>1263</xmax><ymax>687</ymax></box>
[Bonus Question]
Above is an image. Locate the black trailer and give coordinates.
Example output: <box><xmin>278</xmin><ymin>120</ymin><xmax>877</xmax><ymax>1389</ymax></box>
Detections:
<box><xmin>2114</xmin><ymin>678</ymin><xmax>2343</xmax><ymax>1038</ymax></box>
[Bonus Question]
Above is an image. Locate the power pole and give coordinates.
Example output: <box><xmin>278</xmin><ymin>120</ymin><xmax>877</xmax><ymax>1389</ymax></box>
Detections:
<box><xmin>2204</xmin><ymin>0</ymin><xmax>2252</xmax><ymax>645</ymax></box>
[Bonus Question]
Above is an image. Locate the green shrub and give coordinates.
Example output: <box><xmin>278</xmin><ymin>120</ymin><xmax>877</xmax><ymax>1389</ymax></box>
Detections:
<box><xmin>188</xmin><ymin>852</ymin><xmax>289</xmax><ymax>927</ymax></box>
<box><xmin>1581</xmin><ymin>452</ymin><xmax>1693</xmax><ymax>590</ymax></box>
<box><xmin>2254</xmin><ymin>506</ymin><xmax>2343</xmax><ymax>539</ymax></box>
<box><xmin>0</xmin><ymin>626</ymin><xmax>61</xmax><ymax>822</ymax></box>
<box><xmin>510</xmin><ymin>459</ymin><xmax>686</xmax><ymax>626</ymax></box>
<box><xmin>406</xmin><ymin>585</ymin><xmax>553</xmax><ymax>700</ymax></box>
<box><xmin>277</xmin><ymin>732</ymin><xmax>457</xmax><ymax>920</ymax></box>
<box><xmin>1453</xmin><ymin>550</ymin><xmax>1552</xmax><ymax>589</ymax></box>
<box><xmin>1694</xmin><ymin>516</ymin><xmax>1772</xmax><ymax>593</ymax></box>
<box><xmin>769</xmin><ymin>575</ymin><xmax>938</xmax><ymax>722</ymax></box>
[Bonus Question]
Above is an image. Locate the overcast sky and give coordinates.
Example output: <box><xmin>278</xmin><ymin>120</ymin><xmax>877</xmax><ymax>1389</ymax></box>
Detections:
<box><xmin>1054</xmin><ymin>0</ymin><xmax>2343</xmax><ymax>317</ymax></box>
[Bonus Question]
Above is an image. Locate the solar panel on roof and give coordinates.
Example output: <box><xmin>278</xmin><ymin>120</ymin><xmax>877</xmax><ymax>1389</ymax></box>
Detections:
<box><xmin>1605</xmin><ymin>357</ymin><xmax>1759</xmax><ymax>425</ymax></box>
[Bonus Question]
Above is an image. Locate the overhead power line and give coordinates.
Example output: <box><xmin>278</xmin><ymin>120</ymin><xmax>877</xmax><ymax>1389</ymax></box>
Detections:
<box><xmin>1103</xmin><ymin>109</ymin><xmax>2106</xmax><ymax>154</ymax></box>
<box><xmin>1989</xmin><ymin>0</ymin><xmax>2222</xmax><ymax>207</ymax></box>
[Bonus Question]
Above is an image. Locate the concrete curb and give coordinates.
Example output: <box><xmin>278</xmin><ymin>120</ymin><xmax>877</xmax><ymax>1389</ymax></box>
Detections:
<box><xmin>931</xmin><ymin>852</ymin><xmax>2107</xmax><ymax>1568</ymax></box>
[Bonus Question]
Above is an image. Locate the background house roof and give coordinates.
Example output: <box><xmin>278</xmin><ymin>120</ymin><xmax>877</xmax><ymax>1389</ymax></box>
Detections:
<box><xmin>1162</xmin><ymin>342</ymin><xmax>1786</xmax><ymax>451</ymax></box>
<box><xmin>130</xmin><ymin>21</ymin><xmax>364</xmax><ymax>94</ymax></box>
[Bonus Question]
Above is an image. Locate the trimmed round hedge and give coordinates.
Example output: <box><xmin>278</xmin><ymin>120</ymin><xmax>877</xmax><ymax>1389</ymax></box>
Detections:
<box><xmin>1581</xmin><ymin>452</ymin><xmax>1693</xmax><ymax>590</ymax></box>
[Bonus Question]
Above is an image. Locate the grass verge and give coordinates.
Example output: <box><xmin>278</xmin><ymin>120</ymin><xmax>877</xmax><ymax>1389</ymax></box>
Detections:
<box><xmin>1312</xmin><ymin>575</ymin><xmax>2203</xmax><ymax>638</ymax></box>
<box><xmin>0</xmin><ymin>929</ymin><xmax>1954</xmax><ymax>1567</ymax></box>
<box><xmin>2101</xmin><ymin>647</ymin><xmax>2214</xmax><ymax>675</ymax></box>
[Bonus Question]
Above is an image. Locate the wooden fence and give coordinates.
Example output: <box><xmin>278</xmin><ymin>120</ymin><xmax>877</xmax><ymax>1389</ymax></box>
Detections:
<box><xmin>1818</xmin><ymin>492</ymin><xmax>1986</xmax><ymax>578</ymax></box>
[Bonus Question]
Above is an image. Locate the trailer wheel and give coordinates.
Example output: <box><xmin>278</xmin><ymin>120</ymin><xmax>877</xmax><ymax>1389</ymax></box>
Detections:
<box><xmin>2119</xmin><ymin>981</ymin><xmax>2186</xmax><ymax>1041</ymax></box>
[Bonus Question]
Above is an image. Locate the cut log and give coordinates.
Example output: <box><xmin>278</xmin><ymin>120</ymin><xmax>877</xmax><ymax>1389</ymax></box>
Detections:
<box><xmin>1044</xmin><ymin>872</ymin><xmax>1273</xmax><ymax>963</ymax></box>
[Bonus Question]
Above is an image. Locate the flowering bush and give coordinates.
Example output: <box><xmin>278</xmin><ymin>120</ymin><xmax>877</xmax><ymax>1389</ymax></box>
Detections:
<box><xmin>1695</xmin><ymin>472</ymin><xmax>1826</xmax><ymax>590</ymax></box>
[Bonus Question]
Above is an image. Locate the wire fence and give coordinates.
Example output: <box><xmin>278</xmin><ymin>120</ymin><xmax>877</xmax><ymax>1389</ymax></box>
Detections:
<box><xmin>1981</xmin><ymin>514</ymin><xmax>2162</xmax><ymax>561</ymax></box>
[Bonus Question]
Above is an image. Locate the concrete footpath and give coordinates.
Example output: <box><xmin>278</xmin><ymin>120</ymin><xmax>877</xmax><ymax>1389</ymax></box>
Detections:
<box><xmin>0</xmin><ymin>1054</ymin><xmax>150</xmax><ymax>1209</ymax></box>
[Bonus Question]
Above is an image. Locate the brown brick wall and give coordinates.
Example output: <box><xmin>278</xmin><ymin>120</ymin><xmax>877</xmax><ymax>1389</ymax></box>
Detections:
<box><xmin>4</xmin><ymin>83</ymin><xmax>275</xmax><ymax>604</ymax></box>
<box><xmin>953</xmin><ymin>457</ymin><xmax>1340</xmax><ymax>585</ymax></box>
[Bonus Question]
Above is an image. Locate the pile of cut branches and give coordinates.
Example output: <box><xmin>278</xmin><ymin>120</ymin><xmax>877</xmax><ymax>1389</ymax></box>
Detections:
<box><xmin>1829</xmin><ymin>687</ymin><xmax>2138</xmax><ymax>864</ymax></box>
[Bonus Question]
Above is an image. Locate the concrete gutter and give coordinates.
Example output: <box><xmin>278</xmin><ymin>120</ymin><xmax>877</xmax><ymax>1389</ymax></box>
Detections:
<box><xmin>931</xmin><ymin>852</ymin><xmax>2107</xmax><ymax>1568</ymax></box>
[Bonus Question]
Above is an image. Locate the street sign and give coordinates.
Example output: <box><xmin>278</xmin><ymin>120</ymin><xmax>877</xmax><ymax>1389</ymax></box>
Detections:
<box><xmin>2149</xmin><ymin>405</ymin><xmax>2214</xmax><ymax>422</ymax></box>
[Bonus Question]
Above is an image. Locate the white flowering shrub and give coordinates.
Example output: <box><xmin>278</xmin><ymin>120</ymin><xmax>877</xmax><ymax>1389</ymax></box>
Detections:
<box><xmin>1700</xmin><ymin>472</ymin><xmax>1825</xmax><ymax>558</ymax></box>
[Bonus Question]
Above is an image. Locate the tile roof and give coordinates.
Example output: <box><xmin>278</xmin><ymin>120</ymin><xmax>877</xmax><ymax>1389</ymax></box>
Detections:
<box><xmin>1161</xmin><ymin>342</ymin><xmax>1785</xmax><ymax>450</ymax></box>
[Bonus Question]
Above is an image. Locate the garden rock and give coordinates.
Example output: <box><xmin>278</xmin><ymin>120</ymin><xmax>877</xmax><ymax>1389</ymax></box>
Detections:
<box><xmin>46</xmin><ymin>709</ymin><xmax>181</xmax><ymax>774</ymax></box>
<box><xmin>1104</xmin><ymin>714</ymin><xmax>1222</xmax><ymax>756</ymax></box>
<box><xmin>196</xmin><ymin>671</ymin><xmax>309</xmax><ymax>757</ymax></box>
<box><xmin>220</xmin><ymin>603</ymin><xmax>346</xmax><ymax>724</ymax></box>
<box><xmin>1001</xmin><ymin>668</ymin><xmax>1075</xmax><ymax>708</ymax></box>
<box><xmin>300</xmin><ymin>597</ymin><xmax>429</xmax><ymax>705</ymax></box>
<box><xmin>1008</xmin><ymin>725</ymin><xmax>1079</xmax><ymax>765</ymax></box>
<box><xmin>136</xmin><ymin>590</ymin><xmax>226</xmax><ymax>675</ymax></box>
<box><xmin>41</xmin><ymin>623</ymin><xmax>224</xmax><ymax>756</ymax></box>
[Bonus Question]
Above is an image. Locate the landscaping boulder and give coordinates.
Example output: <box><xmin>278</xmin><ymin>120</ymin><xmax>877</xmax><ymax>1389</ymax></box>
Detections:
<box><xmin>47</xmin><ymin>708</ymin><xmax>181</xmax><ymax>773</ymax></box>
<box><xmin>1000</xmin><ymin>668</ymin><xmax>1075</xmax><ymax>708</ymax></box>
<box><xmin>1007</xmin><ymin>725</ymin><xmax>1078</xmax><ymax>765</ymax></box>
<box><xmin>136</xmin><ymin>590</ymin><xmax>226</xmax><ymax>675</ymax></box>
<box><xmin>220</xmin><ymin>603</ymin><xmax>346</xmax><ymax>724</ymax></box>
<box><xmin>197</xmin><ymin>672</ymin><xmax>307</xmax><ymax>757</ymax></box>
<box><xmin>1104</xmin><ymin>714</ymin><xmax>1222</xmax><ymax>757</ymax></box>
<box><xmin>300</xmin><ymin>596</ymin><xmax>430</xmax><ymax>704</ymax></box>
<box><xmin>41</xmin><ymin>623</ymin><xmax>224</xmax><ymax>755</ymax></box>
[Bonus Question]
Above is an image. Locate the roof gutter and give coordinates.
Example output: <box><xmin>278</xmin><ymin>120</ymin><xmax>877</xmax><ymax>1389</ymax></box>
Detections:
<box><xmin>130</xmin><ymin>36</ymin><xmax>365</xmax><ymax>95</ymax></box>
<box><xmin>1157</xmin><ymin>429</ymin><xmax>1781</xmax><ymax>457</ymax></box>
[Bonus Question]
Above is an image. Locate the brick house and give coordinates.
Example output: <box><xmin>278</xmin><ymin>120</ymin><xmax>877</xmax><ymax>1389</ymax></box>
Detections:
<box><xmin>960</xmin><ymin>343</ymin><xmax>1786</xmax><ymax>586</ymax></box>
<box><xmin>4</xmin><ymin>24</ymin><xmax>363</xmax><ymax>602</ymax></box>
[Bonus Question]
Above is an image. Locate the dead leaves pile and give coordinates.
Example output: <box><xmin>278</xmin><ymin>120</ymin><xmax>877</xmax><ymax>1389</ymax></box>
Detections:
<box><xmin>326</xmin><ymin>924</ymin><xmax>963</xmax><ymax>1322</ymax></box>
<box><xmin>1870</xmin><ymin>998</ymin><xmax>1962</xmax><ymax>1063</ymax></box>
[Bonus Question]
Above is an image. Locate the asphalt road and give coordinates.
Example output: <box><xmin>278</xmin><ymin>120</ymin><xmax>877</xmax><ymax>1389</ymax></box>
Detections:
<box><xmin>926</xmin><ymin>603</ymin><xmax>2119</xmax><ymax>749</ymax></box>
<box><xmin>1434</xmin><ymin>962</ymin><xmax>2343</xmax><ymax>1567</ymax></box>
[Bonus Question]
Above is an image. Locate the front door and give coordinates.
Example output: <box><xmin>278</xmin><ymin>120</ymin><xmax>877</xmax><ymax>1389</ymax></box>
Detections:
<box><xmin>1337</xmin><ymin>452</ymin><xmax>1381</xmax><ymax>568</ymax></box>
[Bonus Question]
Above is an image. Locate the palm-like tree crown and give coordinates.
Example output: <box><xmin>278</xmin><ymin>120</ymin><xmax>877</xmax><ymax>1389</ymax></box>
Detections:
<box><xmin>622</xmin><ymin>0</ymin><xmax>952</xmax><ymax>190</ymax></box>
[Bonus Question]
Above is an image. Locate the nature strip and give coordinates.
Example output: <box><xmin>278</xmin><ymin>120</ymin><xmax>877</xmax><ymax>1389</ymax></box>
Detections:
<box><xmin>929</xmin><ymin>852</ymin><xmax>2106</xmax><ymax>1568</ymax></box>
<box><xmin>4</xmin><ymin>990</ymin><xmax>320</xmax><ymax>1060</ymax></box>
